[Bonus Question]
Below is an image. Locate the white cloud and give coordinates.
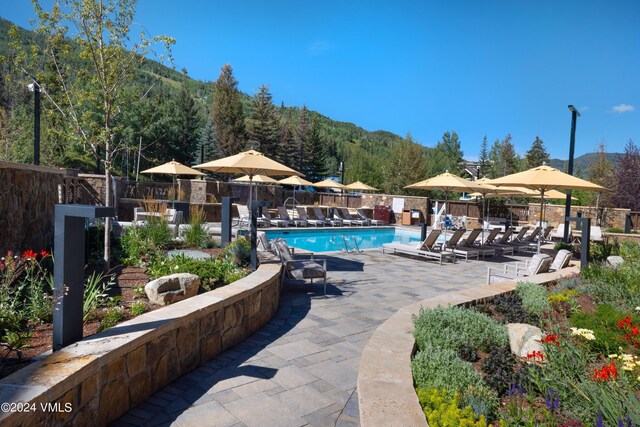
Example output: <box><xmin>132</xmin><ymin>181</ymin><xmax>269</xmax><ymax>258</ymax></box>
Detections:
<box><xmin>612</xmin><ymin>104</ymin><xmax>635</xmax><ymax>113</ymax></box>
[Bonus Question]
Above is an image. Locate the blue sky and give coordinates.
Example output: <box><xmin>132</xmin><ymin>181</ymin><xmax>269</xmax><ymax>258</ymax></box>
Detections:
<box><xmin>3</xmin><ymin>1</ymin><xmax>639</xmax><ymax>160</ymax></box>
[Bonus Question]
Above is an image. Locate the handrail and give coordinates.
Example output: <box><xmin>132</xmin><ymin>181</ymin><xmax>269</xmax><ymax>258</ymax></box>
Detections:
<box><xmin>330</xmin><ymin>234</ymin><xmax>362</xmax><ymax>253</ymax></box>
<box><xmin>284</xmin><ymin>197</ymin><xmax>300</xmax><ymax>213</ymax></box>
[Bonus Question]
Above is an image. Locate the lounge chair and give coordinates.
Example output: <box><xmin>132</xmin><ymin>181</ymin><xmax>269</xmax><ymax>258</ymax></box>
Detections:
<box><xmin>277</xmin><ymin>206</ymin><xmax>307</xmax><ymax>227</ymax></box>
<box><xmin>272</xmin><ymin>239</ymin><xmax>327</xmax><ymax>294</ymax></box>
<box><xmin>313</xmin><ymin>207</ymin><xmax>342</xmax><ymax>226</ymax></box>
<box><xmin>296</xmin><ymin>207</ymin><xmax>325</xmax><ymax>227</ymax></box>
<box><xmin>442</xmin><ymin>229</ymin><xmax>480</xmax><ymax>262</ymax></box>
<box><xmin>261</xmin><ymin>207</ymin><xmax>289</xmax><ymax>227</ymax></box>
<box><xmin>484</xmin><ymin>228</ymin><xmax>515</xmax><ymax>256</ymax></box>
<box><xmin>458</xmin><ymin>228</ymin><xmax>495</xmax><ymax>258</ymax></box>
<box><xmin>550</xmin><ymin>249</ymin><xmax>573</xmax><ymax>271</ymax></box>
<box><xmin>511</xmin><ymin>226</ymin><xmax>530</xmax><ymax>242</ymax></box>
<box><xmin>356</xmin><ymin>208</ymin><xmax>385</xmax><ymax>226</ymax></box>
<box><xmin>486</xmin><ymin>253</ymin><xmax>554</xmax><ymax>284</ymax></box>
<box><xmin>589</xmin><ymin>226</ymin><xmax>604</xmax><ymax>243</ymax></box>
<box><xmin>549</xmin><ymin>223</ymin><xmax>571</xmax><ymax>241</ymax></box>
<box><xmin>334</xmin><ymin>208</ymin><xmax>367</xmax><ymax>226</ymax></box>
<box><xmin>236</xmin><ymin>205</ymin><xmax>269</xmax><ymax>228</ymax></box>
<box><xmin>257</xmin><ymin>231</ymin><xmax>294</xmax><ymax>255</ymax></box>
<box><xmin>382</xmin><ymin>229</ymin><xmax>456</xmax><ymax>265</ymax></box>
<box><xmin>509</xmin><ymin>226</ymin><xmax>543</xmax><ymax>253</ymax></box>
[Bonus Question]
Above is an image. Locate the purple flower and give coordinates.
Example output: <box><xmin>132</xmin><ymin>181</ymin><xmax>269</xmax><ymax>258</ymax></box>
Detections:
<box><xmin>545</xmin><ymin>388</ymin><xmax>560</xmax><ymax>412</ymax></box>
<box><xmin>596</xmin><ymin>412</ymin><xmax>604</xmax><ymax>427</ymax></box>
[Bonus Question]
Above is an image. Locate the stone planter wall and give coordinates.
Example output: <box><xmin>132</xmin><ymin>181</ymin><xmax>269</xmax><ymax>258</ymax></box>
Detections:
<box><xmin>357</xmin><ymin>263</ymin><xmax>581</xmax><ymax>427</ymax></box>
<box><xmin>0</xmin><ymin>263</ymin><xmax>281</xmax><ymax>427</ymax></box>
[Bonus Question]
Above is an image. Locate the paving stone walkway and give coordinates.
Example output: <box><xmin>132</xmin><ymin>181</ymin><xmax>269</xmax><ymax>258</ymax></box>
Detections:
<box><xmin>115</xmin><ymin>250</ymin><xmax>528</xmax><ymax>427</ymax></box>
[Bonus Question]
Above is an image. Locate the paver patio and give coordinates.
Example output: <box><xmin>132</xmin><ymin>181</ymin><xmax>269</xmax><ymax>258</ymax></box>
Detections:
<box><xmin>114</xmin><ymin>249</ymin><xmax>532</xmax><ymax>427</ymax></box>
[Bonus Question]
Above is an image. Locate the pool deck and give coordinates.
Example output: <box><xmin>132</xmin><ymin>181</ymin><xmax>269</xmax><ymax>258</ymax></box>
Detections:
<box><xmin>114</xmin><ymin>248</ymin><xmax>537</xmax><ymax>427</ymax></box>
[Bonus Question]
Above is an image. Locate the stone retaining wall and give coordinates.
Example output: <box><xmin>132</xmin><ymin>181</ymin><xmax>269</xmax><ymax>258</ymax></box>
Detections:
<box><xmin>0</xmin><ymin>263</ymin><xmax>281</xmax><ymax>427</ymax></box>
<box><xmin>357</xmin><ymin>264</ymin><xmax>580</xmax><ymax>427</ymax></box>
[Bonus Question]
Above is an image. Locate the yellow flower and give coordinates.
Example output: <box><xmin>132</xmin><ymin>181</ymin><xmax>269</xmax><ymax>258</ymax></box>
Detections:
<box><xmin>609</xmin><ymin>354</ymin><xmax>618</xmax><ymax>359</ymax></box>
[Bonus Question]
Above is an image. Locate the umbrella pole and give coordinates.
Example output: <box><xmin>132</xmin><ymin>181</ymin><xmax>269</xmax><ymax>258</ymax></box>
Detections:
<box><xmin>248</xmin><ymin>176</ymin><xmax>254</xmax><ymax>220</ymax></box>
<box><xmin>537</xmin><ymin>189</ymin><xmax>545</xmax><ymax>254</ymax></box>
<box><xmin>172</xmin><ymin>175</ymin><xmax>176</xmax><ymax>209</ymax></box>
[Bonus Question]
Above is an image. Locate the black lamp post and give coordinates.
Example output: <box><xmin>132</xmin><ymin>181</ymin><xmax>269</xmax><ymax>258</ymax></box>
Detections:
<box><xmin>28</xmin><ymin>80</ymin><xmax>41</xmax><ymax>166</ymax></box>
<box><xmin>563</xmin><ymin>105</ymin><xmax>580</xmax><ymax>242</ymax></box>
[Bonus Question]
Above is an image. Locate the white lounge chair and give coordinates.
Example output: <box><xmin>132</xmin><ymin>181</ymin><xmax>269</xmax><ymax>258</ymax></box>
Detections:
<box><xmin>589</xmin><ymin>226</ymin><xmax>604</xmax><ymax>243</ymax></box>
<box><xmin>335</xmin><ymin>208</ymin><xmax>367</xmax><ymax>226</ymax></box>
<box><xmin>313</xmin><ymin>207</ymin><xmax>342</xmax><ymax>226</ymax></box>
<box><xmin>277</xmin><ymin>206</ymin><xmax>307</xmax><ymax>227</ymax></box>
<box><xmin>484</xmin><ymin>228</ymin><xmax>515</xmax><ymax>256</ymax></box>
<box><xmin>486</xmin><ymin>253</ymin><xmax>554</xmax><ymax>284</ymax></box>
<box><xmin>356</xmin><ymin>208</ymin><xmax>385</xmax><ymax>226</ymax></box>
<box><xmin>443</xmin><ymin>229</ymin><xmax>480</xmax><ymax>262</ymax></box>
<box><xmin>236</xmin><ymin>205</ymin><xmax>268</xmax><ymax>228</ymax></box>
<box><xmin>296</xmin><ymin>207</ymin><xmax>325</xmax><ymax>227</ymax></box>
<box><xmin>382</xmin><ymin>229</ymin><xmax>456</xmax><ymax>265</ymax></box>
<box><xmin>549</xmin><ymin>223</ymin><xmax>571</xmax><ymax>241</ymax></box>
<box><xmin>261</xmin><ymin>207</ymin><xmax>289</xmax><ymax>227</ymax></box>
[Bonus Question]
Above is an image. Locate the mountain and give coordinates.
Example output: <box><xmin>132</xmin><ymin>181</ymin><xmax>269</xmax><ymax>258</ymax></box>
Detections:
<box><xmin>548</xmin><ymin>152</ymin><xmax>623</xmax><ymax>176</ymax></box>
<box><xmin>0</xmin><ymin>16</ymin><xmax>405</xmax><ymax>176</ymax></box>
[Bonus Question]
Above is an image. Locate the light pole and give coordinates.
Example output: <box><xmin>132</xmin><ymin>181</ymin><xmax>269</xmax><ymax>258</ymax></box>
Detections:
<box><xmin>28</xmin><ymin>80</ymin><xmax>41</xmax><ymax>165</ymax></box>
<box><xmin>338</xmin><ymin>161</ymin><xmax>345</xmax><ymax>194</ymax></box>
<box><xmin>563</xmin><ymin>105</ymin><xmax>580</xmax><ymax>242</ymax></box>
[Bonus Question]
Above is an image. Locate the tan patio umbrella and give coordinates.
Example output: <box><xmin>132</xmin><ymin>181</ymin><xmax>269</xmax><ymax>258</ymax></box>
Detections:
<box><xmin>405</xmin><ymin>172</ymin><xmax>487</xmax><ymax>236</ymax></box>
<box><xmin>470</xmin><ymin>178</ymin><xmax>526</xmax><ymax>239</ymax></box>
<box><xmin>194</xmin><ymin>150</ymin><xmax>303</xmax><ymax>211</ymax></box>
<box><xmin>141</xmin><ymin>160</ymin><xmax>205</xmax><ymax>205</ymax></box>
<box><xmin>486</xmin><ymin>165</ymin><xmax>604</xmax><ymax>225</ymax></box>
<box><xmin>345</xmin><ymin>181</ymin><xmax>378</xmax><ymax>192</ymax></box>
<box><xmin>233</xmin><ymin>174</ymin><xmax>279</xmax><ymax>184</ymax></box>
<box><xmin>278</xmin><ymin>176</ymin><xmax>316</xmax><ymax>209</ymax></box>
<box><xmin>314</xmin><ymin>179</ymin><xmax>348</xmax><ymax>191</ymax></box>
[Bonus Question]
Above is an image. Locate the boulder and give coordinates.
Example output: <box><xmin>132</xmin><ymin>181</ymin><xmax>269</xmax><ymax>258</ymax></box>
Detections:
<box><xmin>507</xmin><ymin>323</ymin><xmax>543</xmax><ymax>359</ymax></box>
<box><xmin>145</xmin><ymin>273</ymin><xmax>200</xmax><ymax>306</ymax></box>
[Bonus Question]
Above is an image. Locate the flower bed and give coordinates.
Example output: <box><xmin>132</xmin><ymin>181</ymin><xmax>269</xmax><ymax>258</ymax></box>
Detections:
<box><xmin>412</xmin><ymin>241</ymin><xmax>640</xmax><ymax>426</ymax></box>
<box><xmin>0</xmin><ymin>216</ymin><xmax>251</xmax><ymax>380</ymax></box>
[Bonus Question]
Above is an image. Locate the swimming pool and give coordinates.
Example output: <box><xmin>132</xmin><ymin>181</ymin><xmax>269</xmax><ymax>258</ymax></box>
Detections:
<box><xmin>265</xmin><ymin>227</ymin><xmax>423</xmax><ymax>253</ymax></box>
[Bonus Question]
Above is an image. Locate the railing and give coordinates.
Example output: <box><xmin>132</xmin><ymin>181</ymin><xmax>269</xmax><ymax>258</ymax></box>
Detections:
<box><xmin>283</xmin><ymin>197</ymin><xmax>300</xmax><ymax>212</ymax></box>
<box><xmin>330</xmin><ymin>234</ymin><xmax>362</xmax><ymax>253</ymax></box>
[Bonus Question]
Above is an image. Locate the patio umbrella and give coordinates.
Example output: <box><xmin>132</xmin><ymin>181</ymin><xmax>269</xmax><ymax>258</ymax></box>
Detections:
<box><xmin>278</xmin><ymin>176</ymin><xmax>316</xmax><ymax>210</ymax></box>
<box><xmin>345</xmin><ymin>181</ymin><xmax>378</xmax><ymax>192</ymax></box>
<box><xmin>314</xmin><ymin>179</ymin><xmax>349</xmax><ymax>191</ymax></box>
<box><xmin>486</xmin><ymin>165</ymin><xmax>604</xmax><ymax>225</ymax></box>
<box><xmin>470</xmin><ymin>178</ymin><xmax>525</xmax><ymax>239</ymax></box>
<box><xmin>141</xmin><ymin>160</ymin><xmax>205</xmax><ymax>205</ymax></box>
<box><xmin>194</xmin><ymin>150</ymin><xmax>302</xmax><ymax>211</ymax></box>
<box><xmin>405</xmin><ymin>171</ymin><xmax>487</xmax><ymax>236</ymax></box>
<box><xmin>233</xmin><ymin>174</ymin><xmax>279</xmax><ymax>184</ymax></box>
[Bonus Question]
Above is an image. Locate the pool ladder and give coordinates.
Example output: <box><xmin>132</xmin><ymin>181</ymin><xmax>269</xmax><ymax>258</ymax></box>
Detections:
<box><xmin>330</xmin><ymin>234</ymin><xmax>361</xmax><ymax>253</ymax></box>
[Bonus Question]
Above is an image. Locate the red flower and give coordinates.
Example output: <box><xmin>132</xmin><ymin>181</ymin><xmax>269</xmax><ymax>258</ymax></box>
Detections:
<box><xmin>525</xmin><ymin>351</ymin><xmax>545</xmax><ymax>362</ymax></box>
<box><xmin>593</xmin><ymin>362</ymin><xmax>618</xmax><ymax>382</ymax></box>
<box><xmin>39</xmin><ymin>250</ymin><xmax>50</xmax><ymax>258</ymax></box>
<box><xmin>21</xmin><ymin>250</ymin><xmax>38</xmax><ymax>259</ymax></box>
<box><xmin>617</xmin><ymin>317</ymin><xmax>632</xmax><ymax>328</ymax></box>
<box><xmin>0</xmin><ymin>263</ymin><xmax>4</xmax><ymax>271</ymax></box>
<box><xmin>540</xmin><ymin>334</ymin><xmax>560</xmax><ymax>345</ymax></box>
<box><xmin>632</xmin><ymin>326</ymin><xmax>639</xmax><ymax>336</ymax></box>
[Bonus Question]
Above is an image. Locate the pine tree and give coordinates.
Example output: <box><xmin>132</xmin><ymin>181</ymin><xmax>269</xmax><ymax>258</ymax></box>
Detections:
<box><xmin>211</xmin><ymin>64</ymin><xmax>246</xmax><ymax>156</ymax></box>
<box><xmin>174</xmin><ymin>84</ymin><xmax>201</xmax><ymax>164</ymax></box>
<box><xmin>197</xmin><ymin>117</ymin><xmax>221</xmax><ymax>163</ymax></box>
<box><xmin>499</xmin><ymin>134</ymin><xmax>518</xmax><ymax>176</ymax></box>
<box><xmin>612</xmin><ymin>139</ymin><xmax>640</xmax><ymax>210</ymax></box>
<box><xmin>382</xmin><ymin>133</ymin><xmax>427</xmax><ymax>195</ymax></box>
<box><xmin>434</xmin><ymin>130</ymin><xmax>465</xmax><ymax>175</ymax></box>
<box><xmin>277</xmin><ymin>112</ymin><xmax>297</xmax><ymax>168</ymax></box>
<box><xmin>303</xmin><ymin>117</ymin><xmax>327</xmax><ymax>181</ymax></box>
<box><xmin>294</xmin><ymin>105</ymin><xmax>310</xmax><ymax>171</ymax></box>
<box><xmin>479</xmin><ymin>135</ymin><xmax>489</xmax><ymax>176</ymax></box>
<box><xmin>525</xmin><ymin>136</ymin><xmax>550</xmax><ymax>168</ymax></box>
<box><xmin>247</xmin><ymin>85</ymin><xmax>279</xmax><ymax>157</ymax></box>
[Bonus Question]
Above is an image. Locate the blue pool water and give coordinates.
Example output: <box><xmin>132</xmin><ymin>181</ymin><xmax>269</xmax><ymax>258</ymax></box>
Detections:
<box><xmin>265</xmin><ymin>227</ymin><xmax>423</xmax><ymax>253</ymax></box>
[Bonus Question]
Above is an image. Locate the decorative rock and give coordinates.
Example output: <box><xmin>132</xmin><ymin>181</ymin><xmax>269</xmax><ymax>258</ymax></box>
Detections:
<box><xmin>145</xmin><ymin>273</ymin><xmax>200</xmax><ymax>306</ymax></box>
<box><xmin>607</xmin><ymin>255</ymin><xmax>624</xmax><ymax>268</ymax></box>
<box><xmin>507</xmin><ymin>323</ymin><xmax>543</xmax><ymax>358</ymax></box>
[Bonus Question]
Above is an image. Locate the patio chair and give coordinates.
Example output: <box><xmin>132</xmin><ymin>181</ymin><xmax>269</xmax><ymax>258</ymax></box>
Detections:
<box><xmin>296</xmin><ymin>207</ymin><xmax>325</xmax><ymax>227</ymax></box>
<box><xmin>334</xmin><ymin>208</ymin><xmax>367</xmax><ymax>226</ymax></box>
<box><xmin>257</xmin><ymin>231</ymin><xmax>294</xmax><ymax>255</ymax></box>
<box><xmin>443</xmin><ymin>229</ymin><xmax>480</xmax><ymax>262</ymax></box>
<box><xmin>549</xmin><ymin>223</ymin><xmax>571</xmax><ymax>241</ymax></box>
<box><xmin>356</xmin><ymin>208</ymin><xmax>385</xmax><ymax>226</ymax></box>
<box><xmin>483</xmin><ymin>228</ymin><xmax>515</xmax><ymax>256</ymax></box>
<box><xmin>272</xmin><ymin>239</ymin><xmax>327</xmax><ymax>294</ymax></box>
<box><xmin>550</xmin><ymin>249</ymin><xmax>573</xmax><ymax>271</ymax></box>
<box><xmin>509</xmin><ymin>226</ymin><xmax>543</xmax><ymax>253</ymax></box>
<box><xmin>486</xmin><ymin>253</ymin><xmax>553</xmax><ymax>284</ymax></box>
<box><xmin>262</xmin><ymin>207</ymin><xmax>289</xmax><ymax>227</ymax></box>
<box><xmin>382</xmin><ymin>229</ymin><xmax>456</xmax><ymax>265</ymax></box>
<box><xmin>459</xmin><ymin>228</ymin><xmax>495</xmax><ymax>258</ymax></box>
<box><xmin>313</xmin><ymin>207</ymin><xmax>342</xmax><ymax>226</ymax></box>
<box><xmin>511</xmin><ymin>226</ymin><xmax>531</xmax><ymax>242</ymax></box>
<box><xmin>236</xmin><ymin>205</ymin><xmax>268</xmax><ymax>228</ymax></box>
<box><xmin>277</xmin><ymin>206</ymin><xmax>307</xmax><ymax>227</ymax></box>
<box><xmin>590</xmin><ymin>226</ymin><xmax>604</xmax><ymax>243</ymax></box>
